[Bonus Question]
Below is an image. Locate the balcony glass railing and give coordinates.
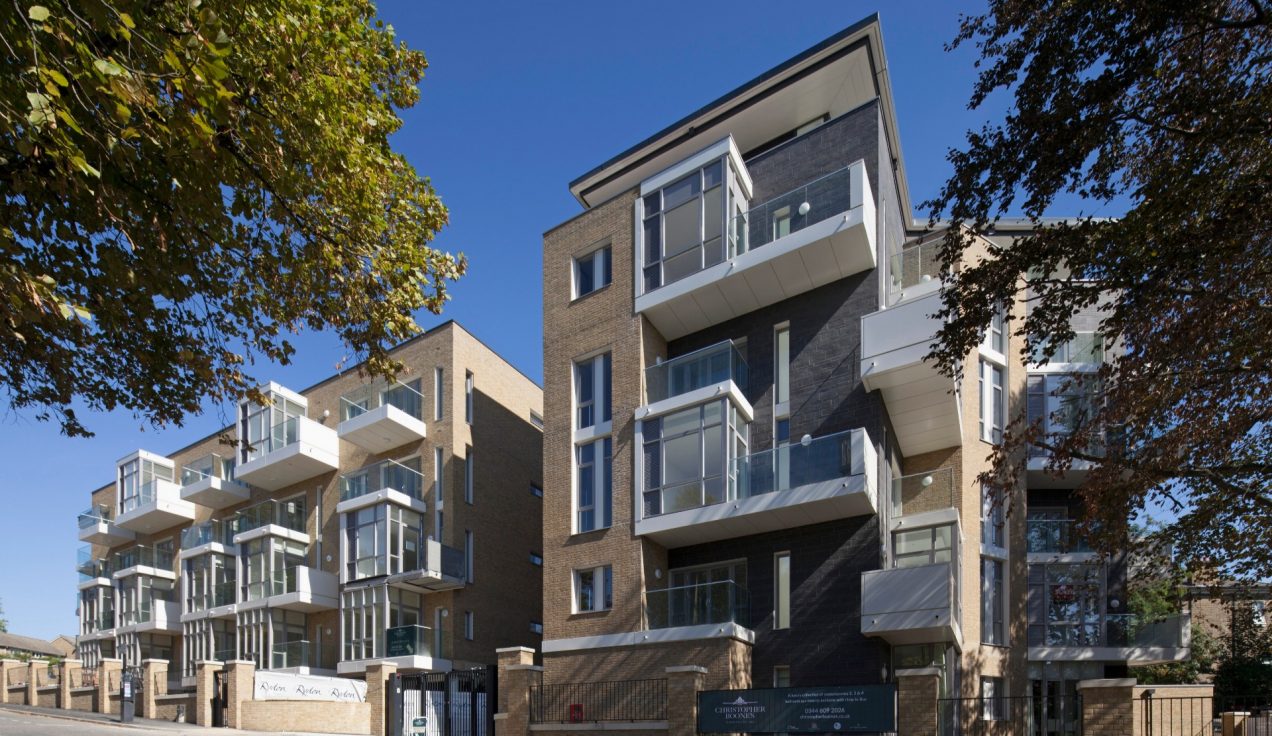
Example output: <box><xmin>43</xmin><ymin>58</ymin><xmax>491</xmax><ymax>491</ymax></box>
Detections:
<box><xmin>244</xmin><ymin>565</ymin><xmax>303</xmax><ymax>601</ymax></box>
<box><xmin>78</xmin><ymin>505</ymin><xmax>113</xmax><ymax>529</ymax></box>
<box><xmin>119</xmin><ymin>479</ymin><xmax>173</xmax><ymax>515</ymax></box>
<box><xmin>271</xmin><ymin>640</ymin><xmax>311</xmax><ymax>669</ymax></box>
<box><xmin>888</xmin><ymin>239</ymin><xmax>943</xmax><ymax>302</ymax></box>
<box><xmin>180</xmin><ymin>453</ymin><xmax>235</xmax><ymax>486</ymax></box>
<box><xmin>213</xmin><ymin>648</ymin><xmax>237</xmax><ymax>663</ymax></box>
<box><xmin>212</xmin><ymin>580</ymin><xmax>236</xmax><ymax>607</ymax></box>
<box><xmin>245</xmin><ymin>416</ymin><xmax>302</xmax><ymax>460</ymax></box>
<box><xmin>890</xmin><ymin>467</ymin><xmax>956</xmax><ymax>518</ymax></box>
<box><xmin>1026</xmin><ymin>519</ymin><xmax>1092</xmax><ymax>554</ymax></box>
<box><xmin>728</xmin><ymin>163</ymin><xmax>855</xmax><ymax>257</ymax></box>
<box><xmin>181</xmin><ymin>520</ymin><xmax>237</xmax><ymax>548</ymax></box>
<box><xmin>340</xmin><ymin>381</ymin><xmax>424</xmax><ymax>422</ymax></box>
<box><xmin>113</xmin><ymin>545</ymin><xmax>174</xmax><ymax>572</ymax></box>
<box><xmin>439</xmin><ymin>544</ymin><xmax>466</xmax><ymax>580</ymax></box>
<box><xmin>1028</xmin><ymin>613</ymin><xmax>1187</xmax><ymax>648</ymax></box>
<box><xmin>382</xmin><ymin>624</ymin><xmax>437</xmax><ymax>659</ymax></box>
<box><xmin>1031</xmin><ymin>332</ymin><xmax>1104</xmax><ymax>365</ymax></box>
<box><xmin>340</xmin><ymin>459</ymin><xmax>425</xmax><ymax>502</ymax></box>
<box><xmin>77</xmin><ymin>546</ymin><xmax>114</xmax><ymax>580</ymax></box>
<box><xmin>645</xmin><ymin>341</ymin><xmax>748</xmax><ymax>404</ymax></box>
<box><xmin>234</xmin><ymin>498</ymin><xmax>307</xmax><ymax>535</ymax></box>
<box><xmin>732</xmin><ymin>429</ymin><xmax>859</xmax><ymax>501</ymax></box>
<box><xmin>645</xmin><ymin>580</ymin><xmax>749</xmax><ymax>630</ymax></box>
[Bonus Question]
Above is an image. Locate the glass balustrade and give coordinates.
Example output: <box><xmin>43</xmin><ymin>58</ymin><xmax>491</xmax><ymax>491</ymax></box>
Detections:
<box><xmin>340</xmin><ymin>459</ymin><xmax>425</xmax><ymax>502</ymax></box>
<box><xmin>732</xmin><ymin>429</ymin><xmax>858</xmax><ymax>501</ymax></box>
<box><xmin>644</xmin><ymin>580</ymin><xmax>749</xmax><ymax>630</ymax></box>
<box><xmin>645</xmin><ymin>341</ymin><xmax>748</xmax><ymax>404</ymax></box>
<box><xmin>727</xmin><ymin>164</ymin><xmax>855</xmax><ymax>257</ymax></box>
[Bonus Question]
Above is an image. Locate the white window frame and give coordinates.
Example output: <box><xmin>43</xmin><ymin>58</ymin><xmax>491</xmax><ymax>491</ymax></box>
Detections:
<box><xmin>573</xmin><ymin>245</ymin><xmax>612</xmax><ymax>299</ymax></box>
<box><xmin>575</xmin><ymin>437</ymin><xmax>612</xmax><ymax>533</ymax></box>
<box><xmin>573</xmin><ymin>352</ymin><xmax>612</xmax><ymax>433</ymax></box>
<box><xmin>979</xmin><ymin>359</ymin><xmax>1005</xmax><ymax>444</ymax></box>
<box><xmin>981</xmin><ymin>556</ymin><xmax>1006</xmax><ymax>647</ymax></box>
<box><xmin>981</xmin><ymin>483</ymin><xmax>1006</xmax><ymax>553</ymax></box>
<box><xmin>774</xmin><ymin>551</ymin><xmax>791</xmax><ymax>630</ymax></box>
<box><xmin>981</xmin><ymin>676</ymin><xmax>1006</xmax><ymax>721</ymax></box>
<box><xmin>464</xmin><ymin>371</ymin><xmax>474</xmax><ymax>424</ymax></box>
<box><xmin>434</xmin><ymin>367</ymin><xmax>444</xmax><ymax>421</ymax></box>
<box><xmin>573</xmin><ymin>565</ymin><xmax>612</xmax><ymax>613</ymax></box>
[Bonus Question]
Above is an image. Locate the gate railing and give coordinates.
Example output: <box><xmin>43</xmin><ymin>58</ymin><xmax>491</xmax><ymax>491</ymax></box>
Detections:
<box><xmin>1140</xmin><ymin>694</ymin><xmax>1272</xmax><ymax>736</ymax></box>
<box><xmin>937</xmin><ymin>694</ymin><xmax>1076</xmax><ymax>736</ymax></box>
<box><xmin>529</xmin><ymin>678</ymin><xmax>667</xmax><ymax>724</ymax></box>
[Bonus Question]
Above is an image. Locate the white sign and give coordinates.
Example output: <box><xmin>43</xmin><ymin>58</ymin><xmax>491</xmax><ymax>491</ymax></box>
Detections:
<box><xmin>254</xmin><ymin>670</ymin><xmax>367</xmax><ymax>703</ymax></box>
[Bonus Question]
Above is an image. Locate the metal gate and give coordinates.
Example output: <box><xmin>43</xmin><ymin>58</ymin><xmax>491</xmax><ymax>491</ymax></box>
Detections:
<box><xmin>391</xmin><ymin>667</ymin><xmax>497</xmax><ymax>736</ymax></box>
<box><xmin>937</xmin><ymin>694</ymin><xmax>1081</xmax><ymax>736</ymax></box>
<box><xmin>210</xmin><ymin>670</ymin><xmax>228</xmax><ymax>728</ymax></box>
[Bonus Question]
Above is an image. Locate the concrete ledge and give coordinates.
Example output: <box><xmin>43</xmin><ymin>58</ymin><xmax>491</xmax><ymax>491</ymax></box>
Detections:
<box><xmin>896</xmin><ymin>667</ymin><xmax>942</xmax><ymax>677</ymax></box>
<box><xmin>530</xmin><ymin>723</ymin><xmax>669</xmax><ymax>731</ymax></box>
<box><xmin>496</xmin><ymin>646</ymin><xmax>536</xmax><ymax>654</ymax></box>
<box><xmin>664</xmin><ymin>666</ymin><xmax>706</xmax><ymax>674</ymax></box>
<box><xmin>506</xmin><ymin>665</ymin><xmax>545</xmax><ymax>672</ymax></box>
<box><xmin>1077</xmin><ymin>678</ymin><xmax>1137</xmax><ymax>689</ymax></box>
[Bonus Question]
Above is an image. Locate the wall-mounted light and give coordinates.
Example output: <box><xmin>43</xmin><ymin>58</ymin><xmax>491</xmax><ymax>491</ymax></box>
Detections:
<box><xmin>800</xmin><ymin>434</ymin><xmax>812</xmax><ymax>447</ymax></box>
<box><xmin>921</xmin><ymin>475</ymin><xmax>934</xmax><ymax>487</ymax></box>
<box><xmin>798</xmin><ymin>202</ymin><xmax>811</xmax><ymax>216</ymax></box>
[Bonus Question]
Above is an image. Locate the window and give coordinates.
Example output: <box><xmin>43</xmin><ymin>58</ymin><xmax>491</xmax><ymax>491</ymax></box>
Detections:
<box><xmin>894</xmin><ymin>525</ymin><xmax>954</xmax><ymax>568</ymax></box>
<box><xmin>465</xmin><ymin>371</ymin><xmax>474</xmax><ymax>424</ymax></box>
<box><xmin>772</xmin><ymin>206</ymin><xmax>792</xmax><ymax>241</ymax></box>
<box><xmin>982</xmin><ymin>558</ymin><xmax>1005</xmax><ymax>646</ymax></box>
<box><xmin>464</xmin><ymin>447</ymin><xmax>474</xmax><ymax>505</ymax></box>
<box><xmin>574</xmin><ymin>565</ymin><xmax>613</xmax><ymax>612</ymax></box>
<box><xmin>530</xmin><ymin>621</ymin><xmax>544</xmax><ymax>635</ymax></box>
<box><xmin>641</xmin><ymin>160</ymin><xmax>728</xmax><ymax>292</ymax></box>
<box><xmin>530</xmin><ymin>410</ymin><xmax>544</xmax><ymax>430</ymax></box>
<box><xmin>984</xmin><ymin>308</ymin><xmax>1005</xmax><ymax>357</ymax></box>
<box><xmin>575</xmin><ymin>353</ymin><xmax>612</xmax><ymax>430</ymax></box>
<box><xmin>775</xmin><ymin>552</ymin><xmax>791</xmax><ymax>630</ymax></box>
<box><xmin>530</xmin><ymin>552</ymin><xmax>543</xmax><ymax>566</ymax></box>
<box><xmin>642</xmin><ymin>399</ymin><xmax>747</xmax><ymax>517</ymax></box>
<box><xmin>464</xmin><ymin>611</ymin><xmax>474</xmax><ymax>641</ymax></box>
<box><xmin>773</xmin><ymin>666</ymin><xmax>791</xmax><ymax>687</ymax></box>
<box><xmin>979</xmin><ymin>360</ymin><xmax>1005</xmax><ymax>443</ymax></box>
<box><xmin>774</xmin><ymin>326</ymin><xmax>791</xmax><ymax>411</ymax></box>
<box><xmin>574</xmin><ymin>246</ymin><xmax>612</xmax><ymax>298</ymax></box>
<box><xmin>434</xmin><ymin>367</ymin><xmax>444</xmax><ymax>420</ymax></box>
<box><xmin>465</xmin><ymin>530</ymin><xmax>474</xmax><ymax>583</ymax></box>
<box><xmin>982</xmin><ymin>483</ymin><xmax>1005</xmax><ymax>550</ymax></box>
<box><xmin>343</xmin><ymin>504</ymin><xmax>425</xmax><ymax>581</ymax></box>
<box><xmin>981</xmin><ymin>677</ymin><xmax>1005</xmax><ymax>721</ymax></box>
<box><xmin>530</xmin><ymin>483</ymin><xmax>543</xmax><ymax>498</ymax></box>
<box><xmin>575</xmin><ymin>437</ymin><xmax>612</xmax><ymax>533</ymax></box>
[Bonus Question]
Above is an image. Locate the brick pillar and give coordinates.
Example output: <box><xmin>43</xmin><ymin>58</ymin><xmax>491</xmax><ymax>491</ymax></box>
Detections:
<box><xmin>896</xmin><ymin>667</ymin><xmax>941</xmax><ymax>736</ymax></box>
<box><xmin>98</xmin><ymin>658</ymin><xmax>122</xmax><ymax>714</ymax></box>
<box><xmin>1076</xmin><ymin>678</ymin><xmax>1136</xmax><ymax>736</ymax></box>
<box><xmin>224</xmin><ymin>659</ymin><xmax>256</xmax><ymax>729</ymax></box>
<box><xmin>0</xmin><ymin>659</ymin><xmax>21</xmax><ymax>704</ymax></box>
<box><xmin>140</xmin><ymin>659</ymin><xmax>168</xmax><ymax>719</ymax></box>
<box><xmin>59</xmin><ymin>659</ymin><xmax>81</xmax><ymax>709</ymax></box>
<box><xmin>494</xmin><ymin>647</ymin><xmax>539</xmax><ymax>736</ymax></box>
<box><xmin>26</xmin><ymin>658</ymin><xmax>44</xmax><ymax>706</ymax></box>
<box><xmin>366</xmin><ymin>661</ymin><xmax>399</xmax><ymax>736</ymax></box>
<box><xmin>194</xmin><ymin>661</ymin><xmax>223</xmax><ymax>726</ymax></box>
<box><xmin>666</xmin><ymin>666</ymin><xmax>706</xmax><ymax>736</ymax></box>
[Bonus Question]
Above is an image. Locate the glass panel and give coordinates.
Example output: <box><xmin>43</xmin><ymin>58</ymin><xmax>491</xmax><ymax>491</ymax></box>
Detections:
<box><xmin>663</xmin><ymin>433</ymin><xmax>700</xmax><ymax>486</ymax></box>
<box><xmin>703</xmin><ymin>184</ymin><xmax>723</xmax><ymax>241</ymax></box>
<box><xmin>663</xmin><ymin>199</ymin><xmax>701</xmax><ymax>258</ymax></box>
<box><xmin>663</xmin><ymin>172</ymin><xmax>700</xmax><ymax>210</ymax></box>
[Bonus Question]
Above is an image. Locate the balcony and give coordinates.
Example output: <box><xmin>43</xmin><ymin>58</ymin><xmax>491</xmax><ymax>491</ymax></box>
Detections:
<box><xmin>336</xmin><ymin>458</ymin><xmax>427</xmax><ymax>514</ymax></box>
<box><xmin>240</xmin><ymin>565</ymin><xmax>338</xmax><ymax>613</ymax></box>
<box><xmin>77</xmin><ymin>547</ymin><xmax>113</xmax><ymax>588</ymax></box>
<box><xmin>1026</xmin><ymin>372</ymin><xmax>1103</xmax><ymax>487</ymax></box>
<box><xmin>387</xmin><ymin>540</ymin><xmax>467</xmax><ymax>592</ymax></box>
<box><xmin>112</xmin><ymin>545</ymin><xmax>175</xmax><ymax>579</ymax></box>
<box><xmin>336</xmin><ymin>624</ymin><xmax>449</xmax><ymax>675</ymax></box>
<box><xmin>861</xmin><ymin>561</ymin><xmax>962</xmax><ymax>646</ymax></box>
<box><xmin>179</xmin><ymin>520</ymin><xmax>238</xmax><ymax>556</ymax></box>
<box><xmin>635</xmin><ymin>157</ymin><xmax>876</xmax><ymax>340</ymax></box>
<box><xmin>1026</xmin><ymin>519</ymin><xmax>1093</xmax><ymax>556</ymax></box>
<box><xmin>77</xmin><ymin>505</ymin><xmax>135</xmax><ymax>545</ymax></box>
<box><xmin>235</xmin><ymin>415</ymin><xmax>339</xmax><ymax>491</ymax></box>
<box><xmin>644</xmin><ymin>580</ymin><xmax>749</xmax><ymax>632</ymax></box>
<box><xmin>179</xmin><ymin>453</ymin><xmax>249</xmax><ymax>509</ymax></box>
<box><xmin>232</xmin><ymin>499</ymin><xmax>308</xmax><ymax>543</ymax></box>
<box><xmin>887</xmin><ymin>239</ymin><xmax>943</xmax><ymax>305</ymax></box>
<box><xmin>860</xmin><ymin>291</ymin><xmax>963</xmax><ymax>456</ymax></box>
<box><xmin>891</xmin><ymin>467</ymin><xmax>956</xmax><ymax>520</ymax></box>
<box><xmin>115</xmin><ymin>451</ymin><xmax>196</xmax><ymax>534</ymax></box>
<box><xmin>635</xmin><ymin>427</ymin><xmax>877</xmax><ymax>547</ymax></box>
<box><xmin>270</xmin><ymin>640</ymin><xmax>313</xmax><ymax>671</ymax></box>
<box><xmin>643</xmin><ymin>340</ymin><xmax>748</xmax><ymax>413</ymax></box>
<box><xmin>337</xmin><ymin>382</ymin><xmax>427</xmax><ymax>454</ymax></box>
<box><xmin>117</xmin><ymin>600</ymin><xmax>181</xmax><ymax>634</ymax></box>
<box><xmin>1028</xmin><ymin>613</ymin><xmax>1190</xmax><ymax>665</ymax></box>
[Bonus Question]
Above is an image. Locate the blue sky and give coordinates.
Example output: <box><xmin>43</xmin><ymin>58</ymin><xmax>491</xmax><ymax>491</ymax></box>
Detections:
<box><xmin>0</xmin><ymin>0</ymin><xmax>1056</xmax><ymax>638</ymax></box>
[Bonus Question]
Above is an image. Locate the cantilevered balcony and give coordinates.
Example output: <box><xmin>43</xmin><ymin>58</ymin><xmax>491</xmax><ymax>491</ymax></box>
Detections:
<box><xmin>77</xmin><ymin>505</ymin><xmax>134</xmax><ymax>545</ymax></box>
<box><xmin>860</xmin><ymin>291</ymin><xmax>963</xmax><ymax>456</ymax></box>
<box><xmin>386</xmin><ymin>540</ymin><xmax>467</xmax><ymax>593</ymax></box>
<box><xmin>179</xmin><ymin>453</ymin><xmax>249</xmax><ymax>509</ymax></box>
<box><xmin>1026</xmin><ymin>519</ymin><xmax>1093</xmax><ymax>558</ymax></box>
<box><xmin>77</xmin><ymin>546</ymin><xmax>114</xmax><ymax>589</ymax></box>
<box><xmin>642</xmin><ymin>340</ymin><xmax>749</xmax><ymax>417</ymax></box>
<box><xmin>112</xmin><ymin>545</ymin><xmax>176</xmax><ymax>579</ymax></box>
<box><xmin>239</xmin><ymin>565</ymin><xmax>338</xmax><ymax>613</ymax></box>
<box><xmin>861</xmin><ymin>561</ymin><xmax>962</xmax><ymax>646</ymax></box>
<box><xmin>644</xmin><ymin>580</ymin><xmax>749</xmax><ymax>632</ymax></box>
<box><xmin>337</xmin><ymin>624</ymin><xmax>450</xmax><ymax>675</ymax></box>
<box><xmin>635</xmin><ymin>427</ymin><xmax>877</xmax><ymax>547</ymax></box>
<box><xmin>336</xmin><ymin>458</ymin><xmax>427</xmax><ymax>515</ymax></box>
<box><xmin>1028</xmin><ymin>613</ymin><xmax>1191</xmax><ymax>665</ymax></box>
<box><xmin>337</xmin><ymin>382</ymin><xmax>427</xmax><ymax>454</ymax></box>
<box><xmin>236</xmin><ymin>415</ymin><xmax>339</xmax><ymax>490</ymax></box>
<box><xmin>635</xmin><ymin>149</ymin><xmax>876</xmax><ymax>340</ymax></box>
<box><xmin>115</xmin><ymin>451</ymin><xmax>196</xmax><ymax>534</ymax></box>
<box><xmin>117</xmin><ymin>600</ymin><xmax>181</xmax><ymax>634</ymax></box>
<box><xmin>232</xmin><ymin>499</ymin><xmax>309</xmax><ymax>544</ymax></box>
<box><xmin>180</xmin><ymin>520</ymin><xmax>238</xmax><ymax>557</ymax></box>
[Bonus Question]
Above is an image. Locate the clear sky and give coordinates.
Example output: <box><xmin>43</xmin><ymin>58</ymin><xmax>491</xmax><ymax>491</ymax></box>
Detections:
<box><xmin>0</xmin><ymin>0</ymin><xmax>1099</xmax><ymax>639</ymax></box>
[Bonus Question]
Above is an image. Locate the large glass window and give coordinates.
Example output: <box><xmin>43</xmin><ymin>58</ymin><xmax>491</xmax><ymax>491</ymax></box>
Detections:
<box><xmin>576</xmin><ymin>437</ymin><xmax>612</xmax><ymax>533</ymax></box>
<box><xmin>239</xmin><ymin>392</ymin><xmax>305</xmax><ymax>463</ymax></box>
<box><xmin>117</xmin><ymin>456</ymin><xmax>175</xmax><ymax>514</ymax></box>
<box><xmin>982</xmin><ymin>483</ymin><xmax>1006</xmax><ymax>550</ymax></box>
<box><xmin>1028</xmin><ymin>562</ymin><xmax>1103</xmax><ymax>646</ymax></box>
<box><xmin>775</xmin><ymin>553</ymin><xmax>791</xmax><ymax>630</ymax></box>
<box><xmin>642</xmin><ymin>399</ymin><xmax>748</xmax><ymax>517</ymax></box>
<box><xmin>979</xmin><ymin>360</ymin><xmax>1005</xmax><ymax>443</ymax></box>
<box><xmin>575</xmin><ymin>353</ymin><xmax>612</xmax><ymax>430</ymax></box>
<box><xmin>893</xmin><ymin>524</ymin><xmax>954</xmax><ymax>568</ymax></box>
<box><xmin>1026</xmin><ymin>373</ymin><xmax>1101</xmax><ymax>459</ymax></box>
<box><xmin>242</xmin><ymin>537</ymin><xmax>307</xmax><ymax>600</ymax></box>
<box><xmin>344</xmin><ymin>503</ymin><xmax>426</xmax><ymax>581</ymax></box>
<box><xmin>641</xmin><ymin>161</ymin><xmax>728</xmax><ymax>292</ymax></box>
<box><xmin>982</xmin><ymin>558</ymin><xmax>1006</xmax><ymax>645</ymax></box>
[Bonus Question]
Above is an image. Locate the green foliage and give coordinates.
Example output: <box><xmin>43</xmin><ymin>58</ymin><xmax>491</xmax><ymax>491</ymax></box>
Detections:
<box><xmin>927</xmin><ymin>0</ymin><xmax>1272</xmax><ymax>580</ymax></box>
<box><xmin>1</xmin><ymin>0</ymin><xmax>463</xmax><ymax>435</ymax></box>
<box><xmin>0</xmin><ymin>597</ymin><xmax>6</xmax><ymax>632</ymax></box>
<box><xmin>1134</xmin><ymin>624</ymin><xmax>1221</xmax><ymax>684</ymax></box>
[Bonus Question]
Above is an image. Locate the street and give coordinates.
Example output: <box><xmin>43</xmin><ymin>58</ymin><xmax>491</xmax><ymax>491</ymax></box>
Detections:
<box><xmin>0</xmin><ymin>706</ymin><xmax>335</xmax><ymax>735</ymax></box>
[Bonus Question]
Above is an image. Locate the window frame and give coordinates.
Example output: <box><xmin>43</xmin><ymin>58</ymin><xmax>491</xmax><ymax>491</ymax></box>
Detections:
<box><xmin>774</xmin><ymin>551</ymin><xmax>791</xmax><ymax>630</ymax></box>
<box><xmin>573</xmin><ymin>565</ymin><xmax>613</xmax><ymax>613</ymax></box>
<box><xmin>464</xmin><ymin>371</ymin><xmax>474</xmax><ymax>424</ymax></box>
<box><xmin>573</xmin><ymin>245</ymin><xmax>613</xmax><ymax>299</ymax></box>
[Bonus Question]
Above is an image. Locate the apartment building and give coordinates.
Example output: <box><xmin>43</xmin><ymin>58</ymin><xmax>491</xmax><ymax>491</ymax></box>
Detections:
<box><xmin>538</xmin><ymin>13</ymin><xmax>1189</xmax><ymax>710</ymax></box>
<box><xmin>75</xmin><ymin>321</ymin><xmax>543</xmax><ymax>687</ymax></box>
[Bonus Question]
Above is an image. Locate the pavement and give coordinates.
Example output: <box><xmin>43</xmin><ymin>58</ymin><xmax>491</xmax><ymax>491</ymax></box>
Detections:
<box><xmin>0</xmin><ymin>704</ymin><xmax>341</xmax><ymax>735</ymax></box>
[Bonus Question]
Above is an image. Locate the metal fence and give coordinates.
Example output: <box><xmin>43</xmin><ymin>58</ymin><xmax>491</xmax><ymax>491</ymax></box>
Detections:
<box><xmin>1141</xmin><ymin>694</ymin><xmax>1272</xmax><ymax>736</ymax></box>
<box><xmin>529</xmin><ymin>678</ymin><xmax>667</xmax><ymax>724</ymax></box>
<box><xmin>938</xmin><ymin>694</ymin><xmax>1080</xmax><ymax>736</ymax></box>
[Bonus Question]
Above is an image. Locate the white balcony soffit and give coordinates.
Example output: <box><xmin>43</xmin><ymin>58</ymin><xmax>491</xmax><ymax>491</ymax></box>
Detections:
<box><xmin>179</xmin><ymin>475</ymin><xmax>251</xmax><ymax>510</ymax></box>
<box><xmin>235</xmin><ymin>417</ymin><xmax>339</xmax><ymax>491</ymax></box>
<box><xmin>860</xmin><ymin>291</ymin><xmax>962</xmax><ymax>456</ymax></box>
<box><xmin>78</xmin><ymin>519</ymin><xmax>136</xmax><ymax>546</ymax></box>
<box><xmin>337</xmin><ymin>403</ymin><xmax>427</xmax><ymax>454</ymax></box>
<box><xmin>860</xmin><ymin>562</ymin><xmax>962</xmax><ymax>648</ymax></box>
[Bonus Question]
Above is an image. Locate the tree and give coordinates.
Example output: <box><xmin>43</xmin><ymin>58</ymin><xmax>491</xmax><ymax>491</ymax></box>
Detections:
<box><xmin>1</xmin><ymin>1</ymin><xmax>463</xmax><ymax>436</ymax></box>
<box><xmin>1128</xmin><ymin>577</ymin><xmax>1220</xmax><ymax>684</ymax></box>
<box><xmin>0</xmin><ymin>596</ymin><xmax>7</xmax><ymax>632</ymax></box>
<box><xmin>927</xmin><ymin>0</ymin><xmax>1272</xmax><ymax>580</ymax></box>
<box><xmin>1213</xmin><ymin>601</ymin><xmax>1272</xmax><ymax>701</ymax></box>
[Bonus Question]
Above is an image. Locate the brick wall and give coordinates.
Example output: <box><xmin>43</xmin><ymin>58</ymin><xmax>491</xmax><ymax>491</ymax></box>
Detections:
<box><xmin>543</xmin><ymin>638</ymin><xmax>748</xmax><ymax>691</ymax></box>
<box><xmin>240</xmin><ymin>700</ymin><xmax>372</xmax><ymax>734</ymax></box>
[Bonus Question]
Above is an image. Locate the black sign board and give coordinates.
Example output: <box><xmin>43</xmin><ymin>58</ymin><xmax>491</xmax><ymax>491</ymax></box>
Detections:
<box><xmin>385</xmin><ymin>626</ymin><xmax>420</xmax><ymax>657</ymax></box>
<box><xmin>698</xmin><ymin>685</ymin><xmax>896</xmax><ymax>733</ymax></box>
